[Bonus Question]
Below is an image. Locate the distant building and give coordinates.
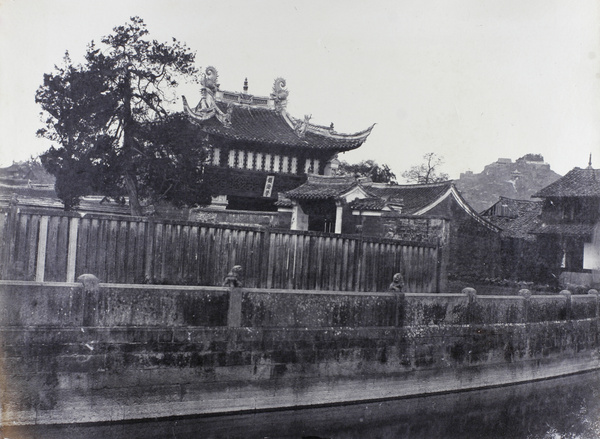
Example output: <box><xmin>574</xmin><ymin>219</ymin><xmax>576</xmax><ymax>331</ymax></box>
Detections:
<box><xmin>455</xmin><ymin>153</ymin><xmax>561</xmax><ymax>213</ymax></box>
<box><xmin>182</xmin><ymin>67</ymin><xmax>374</xmax><ymax>212</ymax></box>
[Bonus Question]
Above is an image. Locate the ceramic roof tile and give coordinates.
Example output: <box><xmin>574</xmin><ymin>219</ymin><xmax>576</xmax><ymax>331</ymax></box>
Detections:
<box><xmin>360</xmin><ymin>181</ymin><xmax>453</xmax><ymax>214</ymax></box>
<box><xmin>348</xmin><ymin>197</ymin><xmax>387</xmax><ymax>211</ymax></box>
<box><xmin>533</xmin><ymin>167</ymin><xmax>600</xmax><ymax>198</ymax></box>
<box><xmin>483</xmin><ymin>197</ymin><xmax>543</xmax><ymax>239</ymax></box>
<box><xmin>284</xmin><ymin>175</ymin><xmax>361</xmax><ymax>200</ymax></box>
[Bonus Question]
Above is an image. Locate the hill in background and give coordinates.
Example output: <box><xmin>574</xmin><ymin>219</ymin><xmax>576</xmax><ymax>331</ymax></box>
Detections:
<box><xmin>455</xmin><ymin>154</ymin><xmax>561</xmax><ymax>213</ymax></box>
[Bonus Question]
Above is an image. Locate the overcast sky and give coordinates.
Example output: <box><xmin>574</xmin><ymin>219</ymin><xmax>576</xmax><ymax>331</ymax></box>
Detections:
<box><xmin>1</xmin><ymin>0</ymin><xmax>598</xmax><ymax>180</ymax></box>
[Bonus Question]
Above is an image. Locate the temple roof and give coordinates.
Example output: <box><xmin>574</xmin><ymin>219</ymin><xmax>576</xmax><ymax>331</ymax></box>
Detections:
<box><xmin>351</xmin><ymin>181</ymin><xmax>500</xmax><ymax>231</ymax></box>
<box><xmin>353</xmin><ymin>181</ymin><xmax>454</xmax><ymax>214</ymax></box>
<box><xmin>481</xmin><ymin>197</ymin><xmax>543</xmax><ymax>240</ymax></box>
<box><xmin>533</xmin><ymin>167</ymin><xmax>600</xmax><ymax>198</ymax></box>
<box><xmin>284</xmin><ymin>175</ymin><xmax>364</xmax><ymax>200</ymax></box>
<box><xmin>182</xmin><ymin>68</ymin><xmax>373</xmax><ymax>151</ymax></box>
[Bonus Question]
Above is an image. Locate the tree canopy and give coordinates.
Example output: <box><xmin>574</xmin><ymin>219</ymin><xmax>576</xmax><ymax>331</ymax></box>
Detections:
<box><xmin>36</xmin><ymin>17</ymin><xmax>209</xmax><ymax>213</ymax></box>
<box><xmin>402</xmin><ymin>152</ymin><xmax>449</xmax><ymax>184</ymax></box>
<box><xmin>338</xmin><ymin>159</ymin><xmax>397</xmax><ymax>184</ymax></box>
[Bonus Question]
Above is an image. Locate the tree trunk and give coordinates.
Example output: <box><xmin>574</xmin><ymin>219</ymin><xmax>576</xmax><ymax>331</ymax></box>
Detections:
<box><xmin>124</xmin><ymin>172</ymin><xmax>142</xmax><ymax>216</ymax></box>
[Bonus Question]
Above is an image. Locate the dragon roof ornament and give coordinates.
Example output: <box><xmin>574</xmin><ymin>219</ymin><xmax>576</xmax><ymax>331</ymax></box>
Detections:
<box><xmin>200</xmin><ymin>66</ymin><xmax>220</xmax><ymax>92</ymax></box>
<box><xmin>270</xmin><ymin>77</ymin><xmax>289</xmax><ymax>110</ymax></box>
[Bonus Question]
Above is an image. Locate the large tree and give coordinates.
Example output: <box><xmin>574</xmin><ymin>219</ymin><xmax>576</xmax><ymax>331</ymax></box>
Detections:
<box><xmin>402</xmin><ymin>152</ymin><xmax>449</xmax><ymax>184</ymax></box>
<box><xmin>36</xmin><ymin>17</ymin><xmax>207</xmax><ymax>213</ymax></box>
<box><xmin>338</xmin><ymin>159</ymin><xmax>397</xmax><ymax>184</ymax></box>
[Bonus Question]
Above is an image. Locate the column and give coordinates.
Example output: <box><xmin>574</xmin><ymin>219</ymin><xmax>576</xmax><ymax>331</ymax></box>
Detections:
<box><xmin>335</xmin><ymin>201</ymin><xmax>343</xmax><ymax>234</ymax></box>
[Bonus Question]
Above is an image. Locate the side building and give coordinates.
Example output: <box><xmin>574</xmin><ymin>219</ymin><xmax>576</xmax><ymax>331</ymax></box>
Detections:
<box><xmin>279</xmin><ymin>178</ymin><xmax>501</xmax><ymax>281</ymax></box>
<box><xmin>529</xmin><ymin>163</ymin><xmax>600</xmax><ymax>289</ymax></box>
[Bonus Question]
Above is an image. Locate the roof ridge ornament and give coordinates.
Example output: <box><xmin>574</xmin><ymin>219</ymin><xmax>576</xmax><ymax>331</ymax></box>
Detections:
<box><xmin>182</xmin><ymin>91</ymin><xmax>232</xmax><ymax>128</ymax></box>
<box><xmin>201</xmin><ymin>66</ymin><xmax>220</xmax><ymax>92</ymax></box>
<box><xmin>271</xmin><ymin>77</ymin><xmax>289</xmax><ymax>110</ymax></box>
<box><xmin>294</xmin><ymin>114</ymin><xmax>311</xmax><ymax>138</ymax></box>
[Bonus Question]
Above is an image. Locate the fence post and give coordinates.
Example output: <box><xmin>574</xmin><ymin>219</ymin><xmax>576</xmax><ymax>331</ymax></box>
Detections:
<box><xmin>0</xmin><ymin>195</ymin><xmax>19</xmax><ymax>279</ymax></box>
<box><xmin>519</xmin><ymin>289</ymin><xmax>532</xmax><ymax>323</ymax></box>
<box><xmin>227</xmin><ymin>288</ymin><xmax>243</xmax><ymax>327</ymax></box>
<box><xmin>35</xmin><ymin>216</ymin><xmax>49</xmax><ymax>282</ymax></box>
<box><xmin>559</xmin><ymin>290</ymin><xmax>572</xmax><ymax>320</ymax></box>
<box><xmin>66</xmin><ymin>217</ymin><xmax>80</xmax><ymax>283</ymax></box>
<box><xmin>463</xmin><ymin>287</ymin><xmax>477</xmax><ymax>324</ymax></box>
<box><xmin>394</xmin><ymin>292</ymin><xmax>405</xmax><ymax>327</ymax></box>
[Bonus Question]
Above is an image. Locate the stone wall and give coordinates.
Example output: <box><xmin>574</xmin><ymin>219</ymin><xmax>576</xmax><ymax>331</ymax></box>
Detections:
<box><xmin>1</xmin><ymin>281</ymin><xmax>599</xmax><ymax>426</ymax></box>
<box><xmin>357</xmin><ymin>214</ymin><xmax>447</xmax><ymax>245</ymax></box>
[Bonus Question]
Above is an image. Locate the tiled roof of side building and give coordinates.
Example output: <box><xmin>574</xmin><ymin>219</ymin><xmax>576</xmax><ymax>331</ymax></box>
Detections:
<box><xmin>529</xmin><ymin>222</ymin><xmax>596</xmax><ymax>237</ymax></box>
<box><xmin>358</xmin><ymin>181</ymin><xmax>453</xmax><ymax>214</ymax></box>
<box><xmin>533</xmin><ymin>167</ymin><xmax>600</xmax><ymax>198</ymax></box>
<box><xmin>482</xmin><ymin>197</ymin><xmax>543</xmax><ymax>240</ymax></box>
<box><xmin>284</xmin><ymin>175</ymin><xmax>362</xmax><ymax>200</ymax></box>
<box><xmin>348</xmin><ymin>197</ymin><xmax>387</xmax><ymax>211</ymax></box>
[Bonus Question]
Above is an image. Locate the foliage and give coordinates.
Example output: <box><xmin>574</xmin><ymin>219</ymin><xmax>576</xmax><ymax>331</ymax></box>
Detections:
<box><xmin>402</xmin><ymin>152</ymin><xmax>449</xmax><ymax>184</ymax></box>
<box><xmin>36</xmin><ymin>17</ymin><xmax>206</xmax><ymax>213</ymax></box>
<box><xmin>338</xmin><ymin>159</ymin><xmax>397</xmax><ymax>184</ymax></box>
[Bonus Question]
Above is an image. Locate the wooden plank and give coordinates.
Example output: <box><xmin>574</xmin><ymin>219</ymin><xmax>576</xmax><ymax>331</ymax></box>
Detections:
<box><xmin>289</xmin><ymin>234</ymin><xmax>297</xmax><ymax>289</ymax></box>
<box><xmin>55</xmin><ymin>216</ymin><xmax>69</xmax><ymax>282</ymax></box>
<box><xmin>104</xmin><ymin>220</ymin><xmax>118</xmax><ymax>283</ymax></box>
<box><xmin>246</xmin><ymin>230</ymin><xmax>258</xmax><ymax>288</ymax></box>
<box><xmin>347</xmin><ymin>239</ymin><xmax>356</xmax><ymax>291</ymax></box>
<box><xmin>133</xmin><ymin>220</ymin><xmax>146</xmax><ymax>283</ymax></box>
<box><xmin>300</xmin><ymin>234</ymin><xmax>310</xmax><ymax>290</ymax></box>
<box><xmin>197</xmin><ymin>226</ymin><xmax>208</xmax><ymax>285</ymax></box>
<box><xmin>76</xmin><ymin>218</ymin><xmax>90</xmax><ymax>277</ymax></box>
<box><xmin>125</xmin><ymin>220</ymin><xmax>137</xmax><ymax>284</ymax></box>
<box><xmin>44</xmin><ymin>216</ymin><xmax>59</xmax><ymax>281</ymax></box>
<box><xmin>0</xmin><ymin>202</ymin><xmax>18</xmax><ymax>279</ymax></box>
<box><xmin>96</xmin><ymin>218</ymin><xmax>108</xmax><ymax>282</ymax></box>
<box><xmin>281</xmin><ymin>233</ymin><xmax>291</xmax><ymax>289</ymax></box>
<box><xmin>144</xmin><ymin>220</ymin><xmax>155</xmax><ymax>282</ymax></box>
<box><xmin>35</xmin><ymin>216</ymin><xmax>49</xmax><ymax>282</ymax></box>
<box><xmin>12</xmin><ymin>213</ymin><xmax>29</xmax><ymax>280</ymax></box>
<box><xmin>66</xmin><ymin>217</ymin><xmax>79</xmax><ymax>282</ymax></box>
<box><xmin>25</xmin><ymin>215</ymin><xmax>40</xmax><ymax>280</ymax></box>
<box><xmin>153</xmin><ymin>222</ymin><xmax>164</xmax><ymax>282</ymax></box>
<box><xmin>180</xmin><ymin>225</ymin><xmax>190</xmax><ymax>283</ymax></box>
<box><xmin>266</xmin><ymin>231</ymin><xmax>276</xmax><ymax>289</ymax></box>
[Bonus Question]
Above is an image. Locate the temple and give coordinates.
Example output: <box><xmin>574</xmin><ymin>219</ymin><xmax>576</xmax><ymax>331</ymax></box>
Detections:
<box><xmin>182</xmin><ymin>67</ymin><xmax>374</xmax><ymax>211</ymax></box>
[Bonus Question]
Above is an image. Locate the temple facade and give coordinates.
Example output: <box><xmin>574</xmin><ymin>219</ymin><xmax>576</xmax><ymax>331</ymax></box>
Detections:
<box><xmin>183</xmin><ymin>67</ymin><xmax>374</xmax><ymax>212</ymax></box>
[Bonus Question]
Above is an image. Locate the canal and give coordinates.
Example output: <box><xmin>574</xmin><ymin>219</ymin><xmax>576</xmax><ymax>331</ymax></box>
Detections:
<box><xmin>4</xmin><ymin>370</ymin><xmax>600</xmax><ymax>439</ymax></box>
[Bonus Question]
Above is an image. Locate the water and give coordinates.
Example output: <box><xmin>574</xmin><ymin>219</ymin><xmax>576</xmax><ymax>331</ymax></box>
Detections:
<box><xmin>4</xmin><ymin>370</ymin><xmax>600</xmax><ymax>439</ymax></box>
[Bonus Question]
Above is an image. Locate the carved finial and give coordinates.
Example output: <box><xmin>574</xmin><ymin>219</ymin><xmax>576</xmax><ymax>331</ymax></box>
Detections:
<box><xmin>201</xmin><ymin>66</ymin><xmax>219</xmax><ymax>92</ymax></box>
<box><xmin>294</xmin><ymin>114</ymin><xmax>311</xmax><ymax>138</ymax></box>
<box><xmin>588</xmin><ymin>153</ymin><xmax>593</xmax><ymax>169</ymax></box>
<box><xmin>271</xmin><ymin>77</ymin><xmax>289</xmax><ymax>109</ymax></box>
<box><xmin>243</xmin><ymin>77</ymin><xmax>248</xmax><ymax>93</ymax></box>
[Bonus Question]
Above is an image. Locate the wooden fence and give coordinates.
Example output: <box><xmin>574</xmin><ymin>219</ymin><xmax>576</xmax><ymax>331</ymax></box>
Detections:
<box><xmin>0</xmin><ymin>204</ymin><xmax>445</xmax><ymax>293</ymax></box>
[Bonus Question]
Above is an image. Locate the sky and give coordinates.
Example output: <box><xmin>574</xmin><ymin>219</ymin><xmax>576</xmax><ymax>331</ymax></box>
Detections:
<box><xmin>0</xmin><ymin>0</ymin><xmax>599</xmax><ymax>180</ymax></box>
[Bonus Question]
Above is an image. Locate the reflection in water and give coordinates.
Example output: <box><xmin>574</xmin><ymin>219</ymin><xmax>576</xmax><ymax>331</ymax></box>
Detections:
<box><xmin>4</xmin><ymin>370</ymin><xmax>600</xmax><ymax>439</ymax></box>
